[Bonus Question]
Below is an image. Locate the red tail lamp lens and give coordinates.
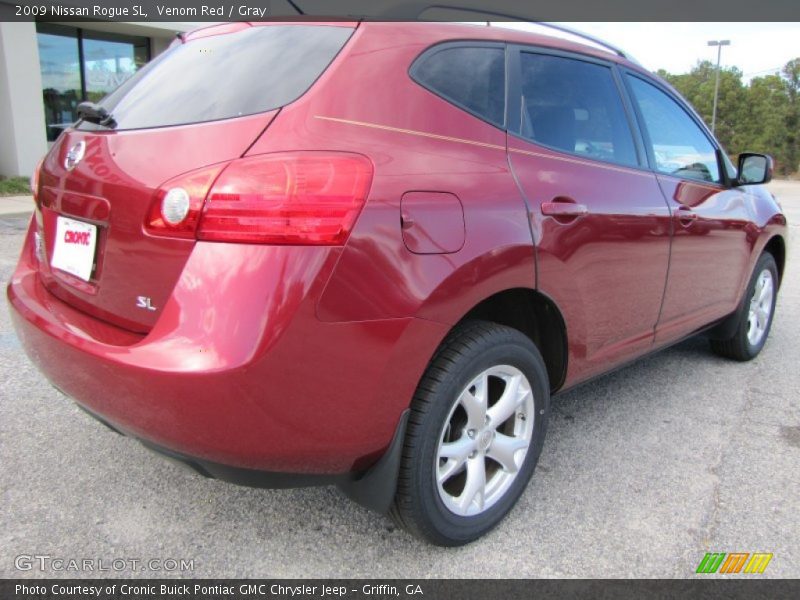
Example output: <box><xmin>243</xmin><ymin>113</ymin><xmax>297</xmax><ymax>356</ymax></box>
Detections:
<box><xmin>197</xmin><ymin>153</ymin><xmax>373</xmax><ymax>245</ymax></box>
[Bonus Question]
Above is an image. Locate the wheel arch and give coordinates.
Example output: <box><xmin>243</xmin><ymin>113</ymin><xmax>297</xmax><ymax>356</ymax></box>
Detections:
<box><xmin>455</xmin><ymin>287</ymin><xmax>569</xmax><ymax>392</ymax></box>
<box><xmin>764</xmin><ymin>234</ymin><xmax>786</xmax><ymax>288</ymax></box>
<box><xmin>343</xmin><ymin>286</ymin><xmax>570</xmax><ymax>515</ymax></box>
<box><xmin>709</xmin><ymin>239</ymin><xmax>784</xmax><ymax>341</ymax></box>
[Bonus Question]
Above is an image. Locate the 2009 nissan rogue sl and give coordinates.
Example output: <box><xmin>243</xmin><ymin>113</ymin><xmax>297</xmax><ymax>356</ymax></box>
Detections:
<box><xmin>8</xmin><ymin>22</ymin><xmax>787</xmax><ymax>545</ymax></box>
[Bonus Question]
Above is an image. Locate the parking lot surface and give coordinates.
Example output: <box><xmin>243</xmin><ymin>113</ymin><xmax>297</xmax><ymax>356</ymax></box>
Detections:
<box><xmin>1</xmin><ymin>182</ymin><xmax>798</xmax><ymax>578</ymax></box>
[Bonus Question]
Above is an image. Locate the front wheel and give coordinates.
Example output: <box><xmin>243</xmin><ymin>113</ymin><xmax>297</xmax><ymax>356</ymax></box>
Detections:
<box><xmin>390</xmin><ymin>321</ymin><xmax>550</xmax><ymax>546</ymax></box>
<box><xmin>710</xmin><ymin>252</ymin><xmax>779</xmax><ymax>361</ymax></box>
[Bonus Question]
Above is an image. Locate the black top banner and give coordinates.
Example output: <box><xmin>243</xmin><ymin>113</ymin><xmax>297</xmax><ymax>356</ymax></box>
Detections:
<box><xmin>0</xmin><ymin>0</ymin><xmax>798</xmax><ymax>22</ymax></box>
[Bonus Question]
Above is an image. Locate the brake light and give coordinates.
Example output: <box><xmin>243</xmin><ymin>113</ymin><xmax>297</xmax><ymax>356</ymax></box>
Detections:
<box><xmin>146</xmin><ymin>153</ymin><xmax>373</xmax><ymax>245</ymax></box>
<box><xmin>197</xmin><ymin>152</ymin><xmax>373</xmax><ymax>245</ymax></box>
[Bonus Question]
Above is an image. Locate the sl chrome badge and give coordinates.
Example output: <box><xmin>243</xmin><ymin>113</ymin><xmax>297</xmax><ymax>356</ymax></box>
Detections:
<box><xmin>64</xmin><ymin>140</ymin><xmax>86</xmax><ymax>171</ymax></box>
<box><xmin>136</xmin><ymin>296</ymin><xmax>157</xmax><ymax>312</ymax></box>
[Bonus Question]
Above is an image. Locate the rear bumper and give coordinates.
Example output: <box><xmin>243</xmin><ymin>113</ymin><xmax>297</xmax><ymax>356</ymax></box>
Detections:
<box><xmin>77</xmin><ymin>402</ymin><xmax>411</xmax><ymax>513</ymax></box>
<box><xmin>76</xmin><ymin>403</ymin><xmax>343</xmax><ymax>488</ymax></box>
<box><xmin>8</xmin><ymin>220</ymin><xmax>447</xmax><ymax>476</ymax></box>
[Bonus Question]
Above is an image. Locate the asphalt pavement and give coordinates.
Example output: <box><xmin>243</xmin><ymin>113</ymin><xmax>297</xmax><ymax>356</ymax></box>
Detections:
<box><xmin>1</xmin><ymin>182</ymin><xmax>798</xmax><ymax>578</ymax></box>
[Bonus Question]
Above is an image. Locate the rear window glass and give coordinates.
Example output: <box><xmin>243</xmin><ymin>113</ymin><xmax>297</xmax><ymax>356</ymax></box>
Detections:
<box><xmin>77</xmin><ymin>25</ymin><xmax>353</xmax><ymax>131</ymax></box>
<box><xmin>412</xmin><ymin>46</ymin><xmax>506</xmax><ymax>127</ymax></box>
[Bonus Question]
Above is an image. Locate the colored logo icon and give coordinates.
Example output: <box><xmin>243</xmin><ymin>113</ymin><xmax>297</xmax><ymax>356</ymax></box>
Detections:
<box><xmin>696</xmin><ymin>552</ymin><xmax>773</xmax><ymax>574</ymax></box>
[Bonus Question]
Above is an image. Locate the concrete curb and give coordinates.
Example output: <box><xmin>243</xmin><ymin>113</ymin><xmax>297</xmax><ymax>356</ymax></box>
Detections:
<box><xmin>0</xmin><ymin>195</ymin><xmax>33</xmax><ymax>216</ymax></box>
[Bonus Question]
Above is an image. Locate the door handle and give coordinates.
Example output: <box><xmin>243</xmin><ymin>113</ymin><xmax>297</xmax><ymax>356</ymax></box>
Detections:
<box><xmin>541</xmin><ymin>201</ymin><xmax>589</xmax><ymax>217</ymax></box>
<box><xmin>675</xmin><ymin>205</ymin><xmax>698</xmax><ymax>224</ymax></box>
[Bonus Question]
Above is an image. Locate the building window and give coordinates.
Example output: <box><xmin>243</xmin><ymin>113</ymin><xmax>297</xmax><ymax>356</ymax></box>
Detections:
<box><xmin>37</xmin><ymin>24</ymin><xmax>81</xmax><ymax>142</ymax></box>
<box><xmin>36</xmin><ymin>24</ymin><xmax>150</xmax><ymax>141</ymax></box>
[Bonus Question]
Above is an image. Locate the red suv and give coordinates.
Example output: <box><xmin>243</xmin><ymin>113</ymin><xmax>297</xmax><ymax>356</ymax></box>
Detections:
<box><xmin>8</xmin><ymin>22</ymin><xmax>787</xmax><ymax>545</ymax></box>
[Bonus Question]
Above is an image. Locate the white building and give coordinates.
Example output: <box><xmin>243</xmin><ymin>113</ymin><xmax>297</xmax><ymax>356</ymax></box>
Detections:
<box><xmin>0</xmin><ymin>21</ymin><xmax>195</xmax><ymax>177</ymax></box>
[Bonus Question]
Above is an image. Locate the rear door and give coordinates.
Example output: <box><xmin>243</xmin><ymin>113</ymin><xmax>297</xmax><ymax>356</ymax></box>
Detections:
<box><xmin>623</xmin><ymin>73</ymin><xmax>753</xmax><ymax>344</ymax></box>
<box><xmin>35</xmin><ymin>23</ymin><xmax>354</xmax><ymax>332</ymax></box>
<box><xmin>507</xmin><ymin>48</ymin><xmax>672</xmax><ymax>383</ymax></box>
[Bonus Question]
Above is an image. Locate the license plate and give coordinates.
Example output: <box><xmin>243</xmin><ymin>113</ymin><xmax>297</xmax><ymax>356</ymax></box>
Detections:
<box><xmin>51</xmin><ymin>216</ymin><xmax>98</xmax><ymax>282</ymax></box>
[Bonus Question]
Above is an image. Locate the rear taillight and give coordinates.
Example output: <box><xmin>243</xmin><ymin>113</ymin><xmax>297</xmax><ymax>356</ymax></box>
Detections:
<box><xmin>145</xmin><ymin>165</ymin><xmax>226</xmax><ymax>239</ymax></box>
<box><xmin>145</xmin><ymin>153</ymin><xmax>373</xmax><ymax>245</ymax></box>
<box><xmin>199</xmin><ymin>152</ymin><xmax>373</xmax><ymax>245</ymax></box>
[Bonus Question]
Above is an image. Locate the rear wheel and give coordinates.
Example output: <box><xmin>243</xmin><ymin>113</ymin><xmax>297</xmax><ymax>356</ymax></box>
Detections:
<box><xmin>710</xmin><ymin>252</ymin><xmax>779</xmax><ymax>361</ymax></box>
<box><xmin>390</xmin><ymin>321</ymin><xmax>549</xmax><ymax>546</ymax></box>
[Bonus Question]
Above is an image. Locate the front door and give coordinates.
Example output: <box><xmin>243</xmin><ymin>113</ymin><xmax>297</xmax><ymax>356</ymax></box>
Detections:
<box><xmin>623</xmin><ymin>74</ymin><xmax>753</xmax><ymax>345</ymax></box>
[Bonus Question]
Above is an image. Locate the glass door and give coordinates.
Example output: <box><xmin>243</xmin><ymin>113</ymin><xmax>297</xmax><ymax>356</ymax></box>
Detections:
<box><xmin>37</xmin><ymin>24</ymin><xmax>81</xmax><ymax>142</ymax></box>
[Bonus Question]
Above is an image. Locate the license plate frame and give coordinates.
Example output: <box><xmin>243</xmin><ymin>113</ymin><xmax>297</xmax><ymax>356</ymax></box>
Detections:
<box><xmin>50</xmin><ymin>216</ymin><xmax>98</xmax><ymax>282</ymax></box>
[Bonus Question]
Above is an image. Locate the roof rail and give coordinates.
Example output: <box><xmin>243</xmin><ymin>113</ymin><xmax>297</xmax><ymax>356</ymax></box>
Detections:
<box><xmin>529</xmin><ymin>22</ymin><xmax>637</xmax><ymax>63</ymax></box>
<box><xmin>285</xmin><ymin>2</ymin><xmax>640</xmax><ymax>63</ymax></box>
<box><xmin>396</xmin><ymin>4</ymin><xmax>640</xmax><ymax>63</ymax></box>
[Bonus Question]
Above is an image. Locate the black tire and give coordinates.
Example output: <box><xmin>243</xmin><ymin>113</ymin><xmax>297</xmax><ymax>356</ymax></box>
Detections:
<box><xmin>710</xmin><ymin>252</ymin><xmax>779</xmax><ymax>361</ymax></box>
<box><xmin>390</xmin><ymin>320</ymin><xmax>550</xmax><ymax>546</ymax></box>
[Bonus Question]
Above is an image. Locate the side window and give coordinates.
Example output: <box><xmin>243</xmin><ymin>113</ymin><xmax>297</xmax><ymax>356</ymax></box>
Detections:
<box><xmin>626</xmin><ymin>76</ymin><xmax>721</xmax><ymax>183</ymax></box>
<box><xmin>412</xmin><ymin>46</ymin><xmax>505</xmax><ymax>128</ymax></box>
<box><xmin>517</xmin><ymin>52</ymin><xmax>638</xmax><ymax>167</ymax></box>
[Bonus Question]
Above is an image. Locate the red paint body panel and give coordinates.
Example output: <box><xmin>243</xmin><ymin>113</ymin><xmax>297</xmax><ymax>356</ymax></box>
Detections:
<box><xmin>9</xmin><ymin>220</ymin><xmax>449</xmax><ymax>472</ymax></box>
<box><xmin>7</xmin><ymin>22</ymin><xmax>788</xmax><ymax>476</ymax></box>
<box><xmin>653</xmin><ymin>176</ymin><xmax>763</xmax><ymax>346</ymax></box>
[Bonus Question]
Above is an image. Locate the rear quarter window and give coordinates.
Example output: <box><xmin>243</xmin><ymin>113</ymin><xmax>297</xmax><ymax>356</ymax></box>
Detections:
<box><xmin>78</xmin><ymin>25</ymin><xmax>353</xmax><ymax>131</ymax></box>
<box><xmin>411</xmin><ymin>45</ymin><xmax>506</xmax><ymax>128</ymax></box>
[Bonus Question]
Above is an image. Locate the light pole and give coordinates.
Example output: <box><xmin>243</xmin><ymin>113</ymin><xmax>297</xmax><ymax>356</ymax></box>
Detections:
<box><xmin>707</xmin><ymin>39</ymin><xmax>731</xmax><ymax>134</ymax></box>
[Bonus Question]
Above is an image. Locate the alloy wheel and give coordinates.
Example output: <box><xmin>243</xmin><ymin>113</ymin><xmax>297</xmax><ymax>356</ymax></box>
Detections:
<box><xmin>435</xmin><ymin>365</ymin><xmax>535</xmax><ymax>517</ymax></box>
<box><xmin>747</xmin><ymin>268</ymin><xmax>774</xmax><ymax>346</ymax></box>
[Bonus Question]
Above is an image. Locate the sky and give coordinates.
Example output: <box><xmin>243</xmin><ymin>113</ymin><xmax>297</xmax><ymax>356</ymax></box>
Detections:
<box><xmin>495</xmin><ymin>22</ymin><xmax>800</xmax><ymax>81</ymax></box>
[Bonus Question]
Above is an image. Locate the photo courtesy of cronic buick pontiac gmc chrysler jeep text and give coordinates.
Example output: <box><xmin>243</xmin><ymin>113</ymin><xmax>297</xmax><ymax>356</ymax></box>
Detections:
<box><xmin>7</xmin><ymin>21</ymin><xmax>787</xmax><ymax>545</ymax></box>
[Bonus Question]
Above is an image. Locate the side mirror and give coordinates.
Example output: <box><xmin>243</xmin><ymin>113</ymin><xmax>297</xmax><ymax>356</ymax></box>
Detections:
<box><xmin>736</xmin><ymin>153</ymin><xmax>773</xmax><ymax>186</ymax></box>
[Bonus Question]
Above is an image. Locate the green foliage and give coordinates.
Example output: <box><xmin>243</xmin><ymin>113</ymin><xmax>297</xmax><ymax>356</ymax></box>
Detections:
<box><xmin>0</xmin><ymin>176</ymin><xmax>31</xmax><ymax>197</ymax></box>
<box><xmin>659</xmin><ymin>57</ymin><xmax>800</xmax><ymax>176</ymax></box>
<box><xmin>782</xmin><ymin>59</ymin><xmax>800</xmax><ymax>176</ymax></box>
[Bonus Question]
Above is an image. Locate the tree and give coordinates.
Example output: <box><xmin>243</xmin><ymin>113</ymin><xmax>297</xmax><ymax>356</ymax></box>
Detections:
<box><xmin>659</xmin><ymin>57</ymin><xmax>800</xmax><ymax>176</ymax></box>
<box><xmin>782</xmin><ymin>59</ymin><xmax>800</xmax><ymax>175</ymax></box>
<box><xmin>743</xmin><ymin>74</ymin><xmax>790</xmax><ymax>172</ymax></box>
<box><xmin>659</xmin><ymin>61</ymin><xmax>748</xmax><ymax>158</ymax></box>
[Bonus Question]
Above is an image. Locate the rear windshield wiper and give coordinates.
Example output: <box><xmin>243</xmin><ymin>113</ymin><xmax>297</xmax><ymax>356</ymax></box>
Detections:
<box><xmin>77</xmin><ymin>102</ymin><xmax>116</xmax><ymax>128</ymax></box>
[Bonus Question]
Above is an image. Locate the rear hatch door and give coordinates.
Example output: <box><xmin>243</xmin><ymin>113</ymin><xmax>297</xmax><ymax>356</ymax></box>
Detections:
<box><xmin>35</xmin><ymin>23</ymin><xmax>355</xmax><ymax>332</ymax></box>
